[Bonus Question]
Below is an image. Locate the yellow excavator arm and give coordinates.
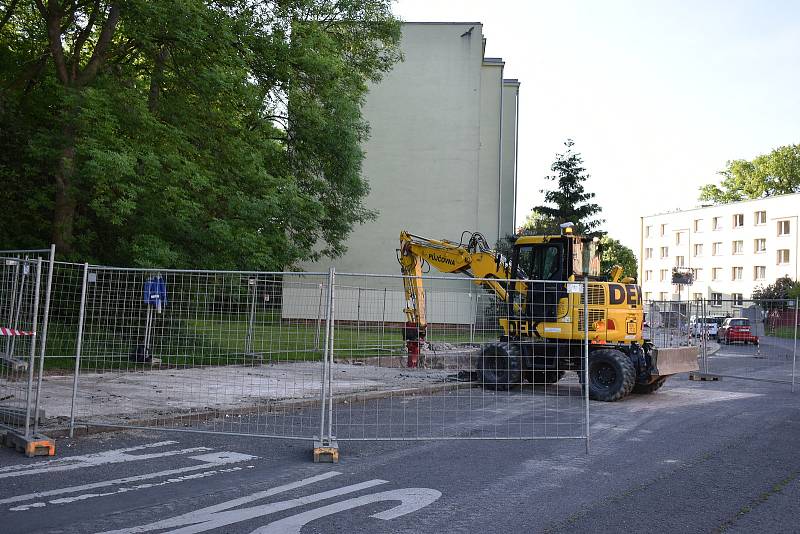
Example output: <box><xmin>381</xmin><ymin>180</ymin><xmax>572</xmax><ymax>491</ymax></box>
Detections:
<box><xmin>398</xmin><ymin>231</ymin><xmax>518</xmax><ymax>329</ymax></box>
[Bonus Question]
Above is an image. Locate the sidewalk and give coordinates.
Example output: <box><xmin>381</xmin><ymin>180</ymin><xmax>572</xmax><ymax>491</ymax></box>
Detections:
<box><xmin>22</xmin><ymin>361</ymin><xmax>456</xmax><ymax>429</ymax></box>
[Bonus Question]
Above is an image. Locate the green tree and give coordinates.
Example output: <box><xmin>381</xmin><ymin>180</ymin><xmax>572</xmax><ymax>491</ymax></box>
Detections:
<box><xmin>699</xmin><ymin>144</ymin><xmax>800</xmax><ymax>203</ymax></box>
<box><xmin>519</xmin><ymin>209</ymin><xmax>560</xmax><ymax>235</ymax></box>
<box><xmin>752</xmin><ymin>276</ymin><xmax>800</xmax><ymax>305</ymax></box>
<box><xmin>0</xmin><ymin>0</ymin><xmax>401</xmax><ymax>269</ymax></box>
<box><xmin>533</xmin><ymin>139</ymin><xmax>604</xmax><ymax>236</ymax></box>
<box><xmin>599</xmin><ymin>237</ymin><xmax>637</xmax><ymax>280</ymax></box>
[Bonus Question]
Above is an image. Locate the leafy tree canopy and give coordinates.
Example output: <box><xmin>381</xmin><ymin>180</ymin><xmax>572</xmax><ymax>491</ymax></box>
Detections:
<box><xmin>532</xmin><ymin>139</ymin><xmax>604</xmax><ymax>236</ymax></box>
<box><xmin>0</xmin><ymin>0</ymin><xmax>401</xmax><ymax>269</ymax></box>
<box><xmin>699</xmin><ymin>144</ymin><xmax>800</xmax><ymax>204</ymax></box>
<box><xmin>599</xmin><ymin>236</ymin><xmax>637</xmax><ymax>280</ymax></box>
<box><xmin>752</xmin><ymin>276</ymin><xmax>800</xmax><ymax>303</ymax></box>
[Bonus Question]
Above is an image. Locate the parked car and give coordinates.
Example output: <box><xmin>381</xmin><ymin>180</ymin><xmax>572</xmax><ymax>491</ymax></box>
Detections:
<box><xmin>718</xmin><ymin>317</ymin><xmax>759</xmax><ymax>345</ymax></box>
<box><xmin>689</xmin><ymin>316</ymin><xmax>721</xmax><ymax>338</ymax></box>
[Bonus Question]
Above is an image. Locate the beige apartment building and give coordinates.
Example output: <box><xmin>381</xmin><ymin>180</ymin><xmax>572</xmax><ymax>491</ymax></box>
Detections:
<box><xmin>307</xmin><ymin>21</ymin><xmax>520</xmax><ymax>275</ymax></box>
<box><xmin>284</xmin><ymin>22</ymin><xmax>521</xmax><ymax>322</ymax></box>
<box><xmin>640</xmin><ymin>193</ymin><xmax>800</xmax><ymax>304</ymax></box>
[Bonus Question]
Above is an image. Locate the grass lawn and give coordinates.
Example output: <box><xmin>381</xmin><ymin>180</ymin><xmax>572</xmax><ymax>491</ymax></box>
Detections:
<box><xmin>37</xmin><ymin>313</ymin><xmax>500</xmax><ymax>370</ymax></box>
<box><xmin>766</xmin><ymin>326</ymin><xmax>799</xmax><ymax>340</ymax></box>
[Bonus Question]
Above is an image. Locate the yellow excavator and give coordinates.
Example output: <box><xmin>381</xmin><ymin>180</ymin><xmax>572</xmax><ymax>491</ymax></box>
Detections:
<box><xmin>398</xmin><ymin>225</ymin><xmax>698</xmax><ymax>401</ymax></box>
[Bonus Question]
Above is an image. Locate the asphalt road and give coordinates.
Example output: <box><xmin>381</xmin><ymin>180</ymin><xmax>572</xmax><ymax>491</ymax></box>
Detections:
<box><xmin>1</xmin><ymin>345</ymin><xmax>798</xmax><ymax>534</ymax></box>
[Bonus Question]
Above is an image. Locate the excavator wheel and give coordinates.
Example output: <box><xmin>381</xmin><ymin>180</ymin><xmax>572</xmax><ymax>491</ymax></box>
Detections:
<box><xmin>586</xmin><ymin>348</ymin><xmax>636</xmax><ymax>402</ymax></box>
<box><xmin>632</xmin><ymin>377</ymin><xmax>667</xmax><ymax>395</ymax></box>
<box><xmin>477</xmin><ymin>342</ymin><xmax>522</xmax><ymax>391</ymax></box>
<box><xmin>525</xmin><ymin>370</ymin><xmax>565</xmax><ymax>385</ymax></box>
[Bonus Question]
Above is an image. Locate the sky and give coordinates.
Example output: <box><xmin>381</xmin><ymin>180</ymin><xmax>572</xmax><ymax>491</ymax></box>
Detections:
<box><xmin>392</xmin><ymin>0</ymin><xmax>800</xmax><ymax>252</ymax></box>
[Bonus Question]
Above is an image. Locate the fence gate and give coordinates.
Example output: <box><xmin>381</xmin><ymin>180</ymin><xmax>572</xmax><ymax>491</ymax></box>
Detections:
<box><xmin>0</xmin><ymin>247</ymin><xmax>56</xmax><ymax>456</ymax></box>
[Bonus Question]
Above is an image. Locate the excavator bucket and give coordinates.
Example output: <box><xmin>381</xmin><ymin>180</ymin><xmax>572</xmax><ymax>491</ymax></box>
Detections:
<box><xmin>650</xmin><ymin>346</ymin><xmax>700</xmax><ymax>377</ymax></box>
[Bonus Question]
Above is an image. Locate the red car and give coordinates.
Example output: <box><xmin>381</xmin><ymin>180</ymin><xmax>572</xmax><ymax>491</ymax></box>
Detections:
<box><xmin>718</xmin><ymin>317</ymin><xmax>759</xmax><ymax>345</ymax></box>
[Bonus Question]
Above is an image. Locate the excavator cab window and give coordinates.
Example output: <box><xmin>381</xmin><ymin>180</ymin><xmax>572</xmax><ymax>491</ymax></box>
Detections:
<box><xmin>514</xmin><ymin>243</ymin><xmax>565</xmax><ymax>282</ymax></box>
<box><xmin>513</xmin><ymin>243</ymin><xmax>566</xmax><ymax>322</ymax></box>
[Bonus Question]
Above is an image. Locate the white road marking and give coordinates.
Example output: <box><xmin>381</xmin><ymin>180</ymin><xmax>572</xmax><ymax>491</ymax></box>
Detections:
<box><xmin>97</xmin><ymin>474</ymin><xmax>385</xmax><ymax>534</ymax></box>
<box><xmin>0</xmin><ymin>441</ymin><xmax>212</xmax><ymax>479</ymax></box>
<box><xmin>9</xmin><ymin>466</ymin><xmax>252</xmax><ymax>512</ymax></box>
<box><xmin>251</xmin><ymin>488</ymin><xmax>443</xmax><ymax>534</ymax></box>
<box><xmin>1</xmin><ymin>451</ymin><xmax>257</xmax><ymax>507</ymax></box>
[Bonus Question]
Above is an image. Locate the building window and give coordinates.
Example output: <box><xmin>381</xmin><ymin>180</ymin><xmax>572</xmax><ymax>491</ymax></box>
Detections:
<box><xmin>711</xmin><ymin>293</ymin><xmax>722</xmax><ymax>306</ymax></box>
<box><xmin>645</xmin><ymin>225</ymin><xmax>652</xmax><ymax>238</ymax></box>
<box><xmin>713</xmin><ymin>216</ymin><xmax>722</xmax><ymax>230</ymax></box>
<box><xmin>675</xmin><ymin>232</ymin><xmax>682</xmax><ymax>245</ymax></box>
<box><xmin>693</xmin><ymin>292</ymin><xmax>703</xmax><ymax>301</ymax></box>
<box><xmin>660</xmin><ymin>269</ymin><xmax>669</xmax><ymax>282</ymax></box>
<box><xmin>644</xmin><ymin>292</ymin><xmax>652</xmax><ymax>301</ymax></box>
<box><xmin>732</xmin><ymin>266</ymin><xmax>743</xmax><ymax>280</ymax></box>
<box><xmin>694</xmin><ymin>219</ymin><xmax>703</xmax><ymax>232</ymax></box>
<box><xmin>733</xmin><ymin>213</ymin><xmax>744</xmax><ymax>228</ymax></box>
<box><xmin>694</xmin><ymin>268</ymin><xmax>703</xmax><ymax>281</ymax></box>
<box><xmin>732</xmin><ymin>293</ymin><xmax>744</xmax><ymax>306</ymax></box>
<box><xmin>712</xmin><ymin>242</ymin><xmax>723</xmax><ymax>256</ymax></box>
<box><xmin>645</xmin><ymin>248</ymin><xmax>653</xmax><ymax>259</ymax></box>
<box><xmin>754</xmin><ymin>238</ymin><xmax>766</xmax><ymax>253</ymax></box>
<box><xmin>693</xmin><ymin>243</ymin><xmax>703</xmax><ymax>256</ymax></box>
<box><xmin>659</xmin><ymin>292</ymin><xmax>668</xmax><ymax>301</ymax></box>
<box><xmin>660</xmin><ymin>246</ymin><xmax>669</xmax><ymax>258</ymax></box>
<box><xmin>712</xmin><ymin>267</ymin><xmax>723</xmax><ymax>281</ymax></box>
<box><xmin>754</xmin><ymin>266</ymin><xmax>766</xmax><ymax>280</ymax></box>
<box><xmin>778</xmin><ymin>220</ymin><xmax>791</xmax><ymax>236</ymax></box>
<box><xmin>754</xmin><ymin>211</ymin><xmax>766</xmax><ymax>225</ymax></box>
<box><xmin>777</xmin><ymin>249</ymin><xmax>790</xmax><ymax>264</ymax></box>
<box><xmin>645</xmin><ymin>270</ymin><xmax>652</xmax><ymax>281</ymax></box>
<box><xmin>660</xmin><ymin>224</ymin><xmax>666</xmax><ymax>237</ymax></box>
<box><xmin>732</xmin><ymin>240</ymin><xmax>743</xmax><ymax>254</ymax></box>
<box><xmin>675</xmin><ymin>256</ymin><xmax>685</xmax><ymax>267</ymax></box>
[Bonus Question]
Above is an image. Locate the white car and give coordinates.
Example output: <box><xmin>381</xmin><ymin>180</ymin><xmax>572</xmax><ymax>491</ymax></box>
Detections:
<box><xmin>689</xmin><ymin>317</ymin><xmax>720</xmax><ymax>338</ymax></box>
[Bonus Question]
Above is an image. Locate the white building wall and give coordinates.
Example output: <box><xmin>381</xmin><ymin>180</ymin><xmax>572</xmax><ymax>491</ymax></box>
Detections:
<box><xmin>640</xmin><ymin>193</ymin><xmax>800</xmax><ymax>302</ymax></box>
<box><xmin>477</xmin><ymin>59</ymin><xmax>503</xmax><ymax>242</ymax></box>
<box><xmin>284</xmin><ymin>22</ymin><xmax>520</xmax><ymax>324</ymax></box>
<box><xmin>501</xmin><ymin>79</ymin><xmax>520</xmax><ymax>238</ymax></box>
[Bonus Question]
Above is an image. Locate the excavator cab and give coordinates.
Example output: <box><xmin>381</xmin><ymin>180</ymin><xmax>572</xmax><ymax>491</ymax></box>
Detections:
<box><xmin>510</xmin><ymin>226</ymin><xmax>601</xmax><ymax>322</ymax></box>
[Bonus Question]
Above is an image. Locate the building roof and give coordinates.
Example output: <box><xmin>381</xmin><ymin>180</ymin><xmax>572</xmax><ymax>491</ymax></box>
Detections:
<box><xmin>642</xmin><ymin>191</ymin><xmax>800</xmax><ymax>218</ymax></box>
<box><xmin>403</xmin><ymin>21</ymin><xmax>483</xmax><ymax>26</ymax></box>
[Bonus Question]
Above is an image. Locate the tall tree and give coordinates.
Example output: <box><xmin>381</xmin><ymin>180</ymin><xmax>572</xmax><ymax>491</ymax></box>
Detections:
<box><xmin>533</xmin><ymin>139</ymin><xmax>604</xmax><ymax>236</ymax></box>
<box><xmin>699</xmin><ymin>144</ymin><xmax>800</xmax><ymax>203</ymax></box>
<box><xmin>0</xmin><ymin>0</ymin><xmax>401</xmax><ymax>268</ymax></box>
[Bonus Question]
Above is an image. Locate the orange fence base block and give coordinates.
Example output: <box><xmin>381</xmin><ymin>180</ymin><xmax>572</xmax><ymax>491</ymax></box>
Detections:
<box><xmin>3</xmin><ymin>432</ymin><xmax>56</xmax><ymax>457</ymax></box>
<box><xmin>313</xmin><ymin>439</ymin><xmax>339</xmax><ymax>463</ymax></box>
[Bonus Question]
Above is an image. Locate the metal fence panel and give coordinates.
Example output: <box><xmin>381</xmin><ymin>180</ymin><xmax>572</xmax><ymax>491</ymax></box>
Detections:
<box><xmin>326</xmin><ymin>273</ymin><xmax>589</xmax><ymax>442</ymax></box>
<box><xmin>644</xmin><ymin>299</ymin><xmax>702</xmax><ymax>349</ymax></box>
<box><xmin>0</xmin><ymin>255</ymin><xmax>44</xmax><ymax>435</ymax></box>
<box><xmin>698</xmin><ymin>298</ymin><xmax>798</xmax><ymax>388</ymax></box>
<box><xmin>51</xmin><ymin>266</ymin><xmax>331</xmax><ymax>439</ymax></box>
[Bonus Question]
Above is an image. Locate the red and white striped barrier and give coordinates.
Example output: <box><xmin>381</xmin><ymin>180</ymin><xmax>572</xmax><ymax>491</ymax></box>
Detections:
<box><xmin>0</xmin><ymin>327</ymin><xmax>35</xmax><ymax>336</ymax></box>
